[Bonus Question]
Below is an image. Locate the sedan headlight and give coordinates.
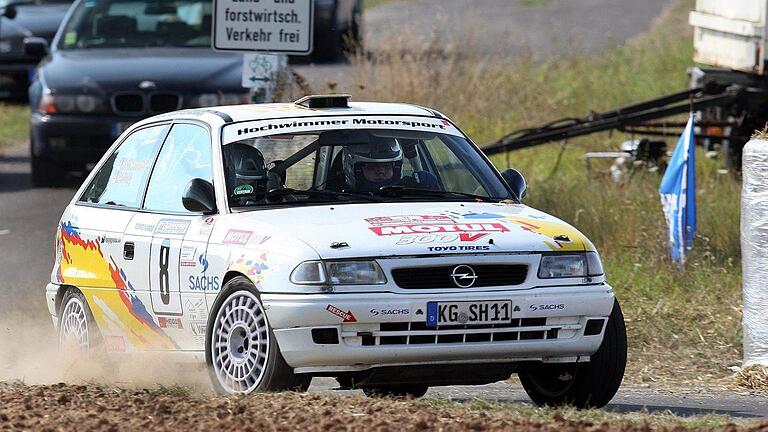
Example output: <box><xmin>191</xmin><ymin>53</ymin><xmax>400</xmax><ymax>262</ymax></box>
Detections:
<box><xmin>190</xmin><ymin>93</ymin><xmax>250</xmax><ymax>108</ymax></box>
<box><xmin>39</xmin><ymin>94</ymin><xmax>105</xmax><ymax>114</ymax></box>
<box><xmin>538</xmin><ymin>252</ymin><xmax>604</xmax><ymax>279</ymax></box>
<box><xmin>290</xmin><ymin>260</ymin><xmax>387</xmax><ymax>285</ymax></box>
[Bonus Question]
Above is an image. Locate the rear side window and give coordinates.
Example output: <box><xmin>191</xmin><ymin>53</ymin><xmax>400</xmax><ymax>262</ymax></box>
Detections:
<box><xmin>143</xmin><ymin>123</ymin><xmax>213</xmax><ymax>213</ymax></box>
<box><xmin>79</xmin><ymin>125</ymin><xmax>168</xmax><ymax>207</ymax></box>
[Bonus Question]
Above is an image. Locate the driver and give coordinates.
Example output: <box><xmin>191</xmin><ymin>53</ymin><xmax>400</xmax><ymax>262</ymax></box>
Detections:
<box><xmin>342</xmin><ymin>136</ymin><xmax>403</xmax><ymax>193</ymax></box>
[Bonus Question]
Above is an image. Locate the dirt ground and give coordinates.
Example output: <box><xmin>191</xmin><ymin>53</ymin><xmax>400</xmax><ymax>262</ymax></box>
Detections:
<box><xmin>0</xmin><ymin>383</ymin><xmax>765</xmax><ymax>432</ymax></box>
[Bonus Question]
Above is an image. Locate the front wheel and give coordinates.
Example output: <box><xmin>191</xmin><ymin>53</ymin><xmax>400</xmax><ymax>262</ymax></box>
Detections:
<box><xmin>206</xmin><ymin>276</ymin><xmax>310</xmax><ymax>394</ymax></box>
<box><xmin>519</xmin><ymin>299</ymin><xmax>627</xmax><ymax>408</ymax></box>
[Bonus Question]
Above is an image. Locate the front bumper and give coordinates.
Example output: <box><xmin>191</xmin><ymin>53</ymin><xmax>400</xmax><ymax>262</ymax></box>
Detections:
<box><xmin>263</xmin><ymin>284</ymin><xmax>615</xmax><ymax>373</ymax></box>
<box><xmin>30</xmin><ymin>112</ymin><xmax>144</xmax><ymax>163</ymax></box>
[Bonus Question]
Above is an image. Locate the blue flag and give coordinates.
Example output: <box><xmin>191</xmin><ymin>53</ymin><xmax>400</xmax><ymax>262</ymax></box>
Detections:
<box><xmin>659</xmin><ymin>113</ymin><xmax>696</xmax><ymax>264</ymax></box>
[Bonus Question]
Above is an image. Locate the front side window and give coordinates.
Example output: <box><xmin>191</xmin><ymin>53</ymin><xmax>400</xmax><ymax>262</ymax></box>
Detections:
<box><xmin>59</xmin><ymin>0</ymin><xmax>212</xmax><ymax>49</ymax></box>
<box><xmin>80</xmin><ymin>124</ymin><xmax>168</xmax><ymax>207</ymax></box>
<box><xmin>222</xmin><ymin>129</ymin><xmax>512</xmax><ymax>208</ymax></box>
<box><xmin>143</xmin><ymin>123</ymin><xmax>212</xmax><ymax>213</ymax></box>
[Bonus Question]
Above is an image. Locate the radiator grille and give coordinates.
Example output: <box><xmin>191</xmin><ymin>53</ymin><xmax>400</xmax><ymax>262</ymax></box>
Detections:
<box><xmin>391</xmin><ymin>264</ymin><xmax>528</xmax><ymax>289</ymax></box>
<box><xmin>111</xmin><ymin>92</ymin><xmax>182</xmax><ymax>115</ymax></box>
<box><xmin>353</xmin><ymin>318</ymin><xmax>578</xmax><ymax>346</ymax></box>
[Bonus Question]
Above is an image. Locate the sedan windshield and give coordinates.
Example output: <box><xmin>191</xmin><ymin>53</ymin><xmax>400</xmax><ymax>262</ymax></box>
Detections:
<box><xmin>58</xmin><ymin>0</ymin><xmax>211</xmax><ymax>49</ymax></box>
<box><xmin>223</xmin><ymin>129</ymin><xmax>513</xmax><ymax>208</ymax></box>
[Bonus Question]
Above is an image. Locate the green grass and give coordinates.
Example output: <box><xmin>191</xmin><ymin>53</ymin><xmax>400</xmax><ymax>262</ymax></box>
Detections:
<box><xmin>0</xmin><ymin>104</ymin><xmax>27</xmax><ymax>152</ymax></box>
<box><xmin>363</xmin><ymin>0</ymin><xmax>401</xmax><ymax>9</ymax></box>
<box><xmin>350</xmin><ymin>0</ymin><xmax>742</xmax><ymax>384</ymax></box>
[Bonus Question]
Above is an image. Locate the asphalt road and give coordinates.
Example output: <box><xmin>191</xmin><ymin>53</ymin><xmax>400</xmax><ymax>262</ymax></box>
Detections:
<box><xmin>5</xmin><ymin>0</ymin><xmax>767</xmax><ymax>420</ymax></box>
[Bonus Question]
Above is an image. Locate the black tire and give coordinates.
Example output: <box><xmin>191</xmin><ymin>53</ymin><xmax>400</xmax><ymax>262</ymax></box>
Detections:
<box><xmin>206</xmin><ymin>276</ymin><xmax>310</xmax><ymax>394</ymax></box>
<box><xmin>363</xmin><ymin>385</ymin><xmax>429</xmax><ymax>399</ymax></box>
<box><xmin>58</xmin><ymin>288</ymin><xmax>101</xmax><ymax>353</ymax></box>
<box><xmin>31</xmin><ymin>155</ymin><xmax>64</xmax><ymax>187</ymax></box>
<box><xmin>519</xmin><ymin>299</ymin><xmax>627</xmax><ymax>409</ymax></box>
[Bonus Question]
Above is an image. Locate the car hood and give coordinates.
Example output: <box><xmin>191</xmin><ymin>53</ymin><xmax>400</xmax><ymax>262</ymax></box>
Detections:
<box><xmin>228</xmin><ymin>201</ymin><xmax>596</xmax><ymax>259</ymax></box>
<box><xmin>41</xmin><ymin>48</ymin><xmax>243</xmax><ymax>92</ymax></box>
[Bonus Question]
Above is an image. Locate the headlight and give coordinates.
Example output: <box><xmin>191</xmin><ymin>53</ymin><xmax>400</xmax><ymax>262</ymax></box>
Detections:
<box><xmin>290</xmin><ymin>260</ymin><xmax>387</xmax><ymax>285</ymax></box>
<box><xmin>38</xmin><ymin>94</ymin><xmax>104</xmax><ymax>114</ymax></box>
<box><xmin>190</xmin><ymin>93</ymin><xmax>250</xmax><ymax>108</ymax></box>
<box><xmin>538</xmin><ymin>252</ymin><xmax>604</xmax><ymax>279</ymax></box>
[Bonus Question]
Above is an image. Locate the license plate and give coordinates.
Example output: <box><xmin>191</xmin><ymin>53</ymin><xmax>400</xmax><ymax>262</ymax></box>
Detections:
<box><xmin>426</xmin><ymin>300</ymin><xmax>512</xmax><ymax>326</ymax></box>
<box><xmin>112</xmin><ymin>121</ymin><xmax>134</xmax><ymax>138</ymax></box>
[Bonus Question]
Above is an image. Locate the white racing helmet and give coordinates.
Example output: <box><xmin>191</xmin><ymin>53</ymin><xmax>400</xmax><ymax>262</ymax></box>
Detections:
<box><xmin>342</xmin><ymin>136</ymin><xmax>403</xmax><ymax>192</ymax></box>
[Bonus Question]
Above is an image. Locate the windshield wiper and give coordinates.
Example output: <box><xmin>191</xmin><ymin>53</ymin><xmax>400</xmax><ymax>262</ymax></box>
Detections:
<box><xmin>377</xmin><ymin>185</ymin><xmax>499</xmax><ymax>202</ymax></box>
<box><xmin>232</xmin><ymin>188</ymin><xmax>381</xmax><ymax>205</ymax></box>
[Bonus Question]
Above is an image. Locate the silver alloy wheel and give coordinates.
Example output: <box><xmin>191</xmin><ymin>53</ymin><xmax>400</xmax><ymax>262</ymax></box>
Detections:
<box><xmin>211</xmin><ymin>290</ymin><xmax>270</xmax><ymax>394</ymax></box>
<box><xmin>59</xmin><ymin>296</ymin><xmax>90</xmax><ymax>351</ymax></box>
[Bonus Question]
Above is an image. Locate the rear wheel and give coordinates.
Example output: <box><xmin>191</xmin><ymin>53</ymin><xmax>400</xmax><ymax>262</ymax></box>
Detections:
<box><xmin>363</xmin><ymin>385</ymin><xmax>428</xmax><ymax>399</ymax></box>
<box><xmin>206</xmin><ymin>276</ymin><xmax>310</xmax><ymax>394</ymax></box>
<box><xmin>58</xmin><ymin>288</ymin><xmax>99</xmax><ymax>353</ymax></box>
<box><xmin>519</xmin><ymin>299</ymin><xmax>627</xmax><ymax>408</ymax></box>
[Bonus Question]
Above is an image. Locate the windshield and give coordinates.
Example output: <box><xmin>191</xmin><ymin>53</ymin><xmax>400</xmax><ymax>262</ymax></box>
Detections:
<box><xmin>223</xmin><ymin>129</ymin><xmax>513</xmax><ymax>208</ymax></box>
<box><xmin>58</xmin><ymin>0</ymin><xmax>211</xmax><ymax>49</ymax></box>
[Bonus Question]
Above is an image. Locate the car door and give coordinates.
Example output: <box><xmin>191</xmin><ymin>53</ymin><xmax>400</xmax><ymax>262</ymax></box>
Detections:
<box><xmin>124</xmin><ymin>122</ymin><xmax>216</xmax><ymax>350</ymax></box>
<box><xmin>64</xmin><ymin>123</ymin><xmax>168</xmax><ymax>353</ymax></box>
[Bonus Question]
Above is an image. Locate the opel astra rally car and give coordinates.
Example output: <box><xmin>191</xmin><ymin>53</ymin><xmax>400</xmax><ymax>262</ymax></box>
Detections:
<box><xmin>47</xmin><ymin>95</ymin><xmax>626</xmax><ymax>407</ymax></box>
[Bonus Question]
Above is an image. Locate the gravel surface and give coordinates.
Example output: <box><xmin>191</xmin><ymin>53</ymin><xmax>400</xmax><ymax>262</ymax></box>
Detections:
<box><xmin>0</xmin><ymin>383</ymin><xmax>763</xmax><ymax>432</ymax></box>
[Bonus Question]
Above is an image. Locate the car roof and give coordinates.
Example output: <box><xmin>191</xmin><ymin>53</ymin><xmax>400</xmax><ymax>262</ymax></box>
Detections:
<box><xmin>139</xmin><ymin>101</ymin><xmax>443</xmax><ymax>128</ymax></box>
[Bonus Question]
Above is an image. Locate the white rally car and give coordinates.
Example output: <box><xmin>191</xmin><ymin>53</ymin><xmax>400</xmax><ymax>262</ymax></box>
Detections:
<box><xmin>47</xmin><ymin>95</ymin><xmax>626</xmax><ymax>407</ymax></box>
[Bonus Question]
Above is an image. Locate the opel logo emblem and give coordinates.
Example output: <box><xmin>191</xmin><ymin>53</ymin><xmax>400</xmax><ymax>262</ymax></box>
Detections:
<box><xmin>450</xmin><ymin>265</ymin><xmax>478</xmax><ymax>288</ymax></box>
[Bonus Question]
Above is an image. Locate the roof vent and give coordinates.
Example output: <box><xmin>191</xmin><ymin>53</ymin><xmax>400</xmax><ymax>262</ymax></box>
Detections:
<box><xmin>294</xmin><ymin>94</ymin><xmax>351</xmax><ymax>109</ymax></box>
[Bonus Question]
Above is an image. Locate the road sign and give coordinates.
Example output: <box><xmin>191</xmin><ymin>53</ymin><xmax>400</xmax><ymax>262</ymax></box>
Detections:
<box><xmin>241</xmin><ymin>53</ymin><xmax>286</xmax><ymax>88</ymax></box>
<box><xmin>213</xmin><ymin>0</ymin><xmax>313</xmax><ymax>55</ymax></box>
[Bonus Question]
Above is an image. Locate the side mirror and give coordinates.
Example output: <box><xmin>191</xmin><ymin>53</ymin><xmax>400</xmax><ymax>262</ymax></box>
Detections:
<box><xmin>183</xmin><ymin>178</ymin><xmax>216</xmax><ymax>213</ymax></box>
<box><xmin>501</xmin><ymin>168</ymin><xmax>527</xmax><ymax>200</ymax></box>
<box><xmin>2</xmin><ymin>4</ymin><xmax>17</xmax><ymax>19</ymax></box>
<box><xmin>23</xmin><ymin>37</ymin><xmax>49</xmax><ymax>59</ymax></box>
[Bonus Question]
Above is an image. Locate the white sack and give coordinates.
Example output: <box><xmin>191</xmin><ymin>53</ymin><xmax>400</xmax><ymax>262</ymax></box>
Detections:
<box><xmin>741</xmin><ymin>138</ymin><xmax>768</xmax><ymax>366</ymax></box>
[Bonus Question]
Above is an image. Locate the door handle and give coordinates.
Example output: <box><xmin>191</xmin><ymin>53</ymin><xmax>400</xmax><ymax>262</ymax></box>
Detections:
<box><xmin>123</xmin><ymin>242</ymin><xmax>135</xmax><ymax>260</ymax></box>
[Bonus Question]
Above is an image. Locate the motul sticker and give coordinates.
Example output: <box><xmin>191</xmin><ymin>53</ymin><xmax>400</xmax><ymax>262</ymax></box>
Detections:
<box><xmin>223</xmin><ymin>229</ymin><xmax>252</xmax><ymax>245</ymax></box>
<box><xmin>370</xmin><ymin>223</ymin><xmax>508</xmax><ymax>236</ymax></box>
<box><xmin>326</xmin><ymin>304</ymin><xmax>357</xmax><ymax>322</ymax></box>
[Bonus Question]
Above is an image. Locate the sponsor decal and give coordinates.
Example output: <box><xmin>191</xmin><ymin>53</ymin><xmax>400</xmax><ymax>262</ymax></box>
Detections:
<box><xmin>366</xmin><ymin>215</ymin><xmax>509</xmax><ymax>237</ymax></box>
<box><xmin>104</xmin><ymin>336</ymin><xmax>126</xmax><ymax>352</ymax></box>
<box><xmin>98</xmin><ymin>236</ymin><xmax>121</xmax><ymax>244</ymax></box>
<box><xmin>158</xmin><ymin>317</ymin><xmax>184</xmax><ymax>329</ymax></box>
<box><xmin>415</xmin><ymin>308</ymin><xmax>424</xmax><ymax>315</ymax></box>
<box><xmin>180</xmin><ymin>246</ymin><xmax>197</xmax><ymax>267</ymax></box>
<box><xmin>233</xmin><ymin>117</ymin><xmax>455</xmax><ymax>138</ymax></box>
<box><xmin>184</xmin><ymin>298</ymin><xmax>208</xmax><ymax>321</ymax></box>
<box><xmin>190</xmin><ymin>321</ymin><xmax>207</xmax><ymax>336</ymax></box>
<box><xmin>188</xmin><ymin>275</ymin><xmax>220</xmax><ymax>291</ymax></box>
<box><xmin>199</xmin><ymin>216</ymin><xmax>215</xmax><ymax>235</ymax></box>
<box><xmin>223</xmin><ymin>229</ymin><xmax>252</xmax><ymax>245</ymax></box>
<box><xmin>198</xmin><ymin>254</ymin><xmax>209</xmax><ymax>273</ymax></box>
<box><xmin>155</xmin><ymin>219</ymin><xmax>190</xmax><ymax>236</ymax></box>
<box><xmin>234</xmin><ymin>184</ymin><xmax>254</xmax><ymax>195</ymax></box>
<box><xmin>134</xmin><ymin>222</ymin><xmax>155</xmax><ymax>232</ymax></box>
<box><xmin>427</xmin><ymin>245</ymin><xmax>491</xmax><ymax>252</ymax></box>
<box><xmin>506</xmin><ymin>216</ymin><xmax>588</xmax><ymax>251</ymax></box>
<box><xmin>529</xmin><ymin>303</ymin><xmax>566</xmax><ymax>312</ymax></box>
<box><xmin>395</xmin><ymin>233</ymin><xmax>489</xmax><ymax>245</ymax></box>
<box><xmin>370</xmin><ymin>308</ymin><xmax>410</xmax><ymax>317</ymax></box>
<box><xmin>326</xmin><ymin>304</ymin><xmax>357</xmax><ymax>322</ymax></box>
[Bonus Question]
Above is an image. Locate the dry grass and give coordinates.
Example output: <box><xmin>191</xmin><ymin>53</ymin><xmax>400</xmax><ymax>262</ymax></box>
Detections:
<box><xmin>0</xmin><ymin>103</ymin><xmax>28</xmax><ymax>153</ymax></box>
<box><xmin>732</xmin><ymin>365</ymin><xmax>768</xmax><ymax>391</ymax></box>
<box><xmin>339</xmin><ymin>0</ymin><xmax>744</xmax><ymax>385</ymax></box>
